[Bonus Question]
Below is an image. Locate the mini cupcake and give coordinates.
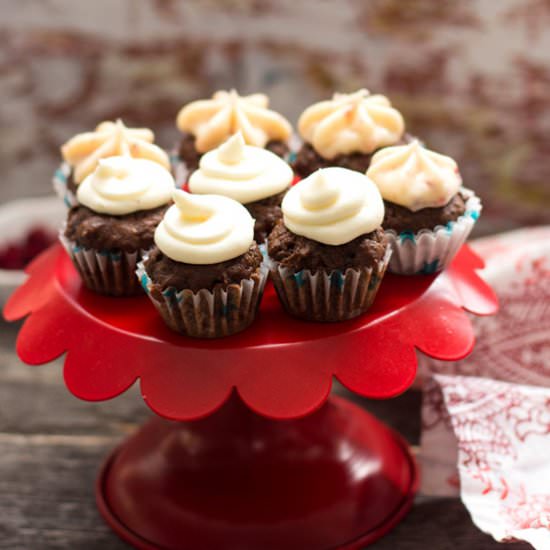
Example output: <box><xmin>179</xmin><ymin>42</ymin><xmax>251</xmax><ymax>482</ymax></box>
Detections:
<box><xmin>366</xmin><ymin>141</ymin><xmax>481</xmax><ymax>275</ymax></box>
<box><xmin>56</xmin><ymin>119</ymin><xmax>170</xmax><ymax>207</ymax></box>
<box><xmin>267</xmin><ymin>167</ymin><xmax>391</xmax><ymax>322</ymax></box>
<box><xmin>174</xmin><ymin>89</ymin><xmax>292</xmax><ymax>182</ymax></box>
<box><xmin>188</xmin><ymin>132</ymin><xmax>294</xmax><ymax>243</ymax></box>
<box><xmin>292</xmin><ymin>89</ymin><xmax>407</xmax><ymax>178</ymax></box>
<box><xmin>139</xmin><ymin>190</ymin><xmax>267</xmax><ymax>338</ymax></box>
<box><xmin>61</xmin><ymin>156</ymin><xmax>175</xmax><ymax>296</ymax></box>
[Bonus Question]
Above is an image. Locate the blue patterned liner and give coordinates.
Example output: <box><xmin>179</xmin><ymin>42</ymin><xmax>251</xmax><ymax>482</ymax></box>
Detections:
<box><xmin>385</xmin><ymin>189</ymin><xmax>482</xmax><ymax>275</ymax></box>
<box><xmin>52</xmin><ymin>162</ymin><xmax>77</xmax><ymax>208</ymax></box>
<box><xmin>267</xmin><ymin>247</ymin><xmax>391</xmax><ymax>322</ymax></box>
<box><xmin>136</xmin><ymin>254</ymin><xmax>269</xmax><ymax>338</ymax></box>
<box><xmin>59</xmin><ymin>228</ymin><xmax>142</xmax><ymax>296</ymax></box>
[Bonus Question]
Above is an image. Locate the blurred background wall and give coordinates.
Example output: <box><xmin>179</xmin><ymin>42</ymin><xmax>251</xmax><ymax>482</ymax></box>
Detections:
<box><xmin>1</xmin><ymin>0</ymin><xmax>549</xmax><ymax>235</ymax></box>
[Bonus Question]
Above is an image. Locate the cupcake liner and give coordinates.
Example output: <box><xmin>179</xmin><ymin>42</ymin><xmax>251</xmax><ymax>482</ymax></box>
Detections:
<box><xmin>52</xmin><ymin>162</ymin><xmax>77</xmax><ymax>208</ymax></box>
<box><xmin>268</xmin><ymin>247</ymin><xmax>391</xmax><ymax>322</ymax></box>
<box><xmin>385</xmin><ymin>189</ymin><xmax>482</xmax><ymax>275</ymax></box>
<box><xmin>286</xmin><ymin>133</ymin><xmax>302</xmax><ymax>164</ymax></box>
<box><xmin>137</xmin><ymin>256</ymin><xmax>269</xmax><ymax>338</ymax></box>
<box><xmin>59</xmin><ymin>228</ymin><xmax>142</xmax><ymax>296</ymax></box>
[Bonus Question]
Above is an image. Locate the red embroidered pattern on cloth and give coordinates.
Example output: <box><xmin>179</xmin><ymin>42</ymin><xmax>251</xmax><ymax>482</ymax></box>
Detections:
<box><xmin>433</xmin><ymin>374</ymin><xmax>550</xmax><ymax>548</ymax></box>
<box><xmin>418</xmin><ymin>228</ymin><xmax>550</xmax><ymax>387</ymax></box>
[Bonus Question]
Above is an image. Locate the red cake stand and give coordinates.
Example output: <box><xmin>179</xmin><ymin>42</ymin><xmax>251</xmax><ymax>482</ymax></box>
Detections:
<box><xmin>4</xmin><ymin>244</ymin><xmax>497</xmax><ymax>550</ymax></box>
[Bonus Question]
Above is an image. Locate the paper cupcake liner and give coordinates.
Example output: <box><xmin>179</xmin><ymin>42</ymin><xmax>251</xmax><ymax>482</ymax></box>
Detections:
<box><xmin>52</xmin><ymin>162</ymin><xmax>77</xmax><ymax>208</ymax></box>
<box><xmin>268</xmin><ymin>247</ymin><xmax>391</xmax><ymax>322</ymax></box>
<box><xmin>59</xmin><ymin>229</ymin><xmax>142</xmax><ymax>296</ymax></box>
<box><xmin>137</xmin><ymin>255</ymin><xmax>269</xmax><ymax>338</ymax></box>
<box><xmin>385</xmin><ymin>189</ymin><xmax>481</xmax><ymax>275</ymax></box>
<box><xmin>286</xmin><ymin>132</ymin><xmax>302</xmax><ymax>165</ymax></box>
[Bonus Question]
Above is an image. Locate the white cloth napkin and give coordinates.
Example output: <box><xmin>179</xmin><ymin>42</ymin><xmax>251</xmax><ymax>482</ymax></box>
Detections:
<box><xmin>419</xmin><ymin>227</ymin><xmax>550</xmax><ymax>548</ymax></box>
<box><xmin>422</xmin><ymin>375</ymin><xmax>550</xmax><ymax>549</ymax></box>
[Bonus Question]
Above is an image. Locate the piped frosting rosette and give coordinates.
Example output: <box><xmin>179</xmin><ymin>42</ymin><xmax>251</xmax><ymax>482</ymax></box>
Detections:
<box><xmin>189</xmin><ymin>133</ymin><xmax>293</xmax><ymax>204</ymax></box>
<box><xmin>55</xmin><ymin>119</ymin><xmax>170</xmax><ymax>207</ymax></box>
<box><xmin>367</xmin><ymin>141</ymin><xmax>481</xmax><ymax>275</ymax></box>
<box><xmin>177</xmin><ymin>89</ymin><xmax>292</xmax><ymax>152</ymax></box>
<box><xmin>60</xmin><ymin>156</ymin><xmax>175</xmax><ymax>296</ymax></box>
<box><xmin>298</xmin><ymin>89</ymin><xmax>405</xmax><ymax>159</ymax></box>
<box><xmin>268</xmin><ymin>168</ymin><xmax>391</xmax><ymax>322</ymax></box>
<box><xmin>138</xmin><ymin>190</ymin><xmax>268</xmax><ymax>338</ymax></box>
<box><xmin>173</xmin><ymin>89</ymin><xmax>293</xmax><ymax>184</ymax></box>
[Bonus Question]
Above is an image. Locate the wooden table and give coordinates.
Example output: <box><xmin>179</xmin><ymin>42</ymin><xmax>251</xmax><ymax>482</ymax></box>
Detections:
<box><xmin>0</xmin><ymin>321</ymin><xmax>531</xmax><ymax>549</ymax></box>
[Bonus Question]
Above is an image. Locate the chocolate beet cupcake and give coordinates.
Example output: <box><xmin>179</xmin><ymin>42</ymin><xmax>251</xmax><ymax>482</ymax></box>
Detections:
<box><xmin>366</xmin><ymin>141</ymin><xmax>481</xmax><ymax>274</ymax></box>
<box><xmin>61</xmin><ymin>156</ymin><xmax>175</xmax><ymax>296</ymax></box>
<box><xmin>56</xmin><ymin>119</ymin><xmax>170</xmax><ymax>207</ymax></box>
<box><xmin>188</xmin><ymin>132</ymin><xmax>293</xmax><ymax>243</ymax></box>
<box><xmin>292</xmin><ymin>89</ymin><xmax>407</xmax><ymax>178</ymax></box>
<box><xmin>174</xmin><ymin>89</ymin><xmax>292</xmax><ymax>184</ymax></box>
<box><xmin>267</xmin><ymin>167</ymin><xmax>391</xmax><ymax>322</ymax></box>
<box><xmin>138</xmin><ymin>190</ymin><xmax>268</xmax><ymax>338</ymax></box>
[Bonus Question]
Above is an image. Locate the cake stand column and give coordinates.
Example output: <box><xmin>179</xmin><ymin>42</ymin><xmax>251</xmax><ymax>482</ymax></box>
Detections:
<box><xmin>97</xmin><ymin>394</ymin><xmax>418</xmax><ymax>550</ymax></box>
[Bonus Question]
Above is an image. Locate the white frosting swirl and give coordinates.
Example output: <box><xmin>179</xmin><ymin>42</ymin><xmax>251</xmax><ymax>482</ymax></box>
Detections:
<box><xmin>176</xmin><ymin>89</ymin><xmax>292</xmax><ymax>153</ymax></box>
<box><xmin>298</xmin><ymin>89</ymin><xmax>405</xmax><ymax>159</ymax></box>
<box><xmin>366</xmin><ymin>141</ymin><xmax>462</xmax><ymax>211</ymax></box>
<box><xmin>154</xmin><ymin>190</ymin><xmax>254</xmax><ymax>264</ymax></box>
<box><xmin>61</xmin><ymin>119</ymin><xmax>170</xmax><ymax>184</ymax></box>
<box><xmin>76</xmin><ymin>156</ymin><xmax>175</xmax><ymax>215</ymax></box>
<box><xmin>188</xmin><ymin>133</ymin><xmax>293</xmax><ymax>204</ymax></box>
<box><xmin>282</xmin><ymin>167</ymin><xmax>384</xmax><ymax>245</ymax></box>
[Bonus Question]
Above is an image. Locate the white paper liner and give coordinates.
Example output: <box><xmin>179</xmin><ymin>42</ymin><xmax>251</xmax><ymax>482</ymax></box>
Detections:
<box><xmin>286</xmin><ymin>132</ymin><xmax>302</xmax><ymax>164</ymax></box>
<box><xmin>268</xmin><ymin>247</ymin><xmax>391</xmax><ymax>322</ymax></box>
<box><xmin>169</xmin><ymin>146</ymin><xmax>189</xmax><ymax>189</ymax></box>
<box><xmin>385</xmin><ymin>188</ymin><xmax>481</xmax><ymax>275</ymax></box>
<box><xmin>59</xmin><ymin>228</ymin><xmax>142</xmax><ymax>296</ymax></box>
<box><xmin>137</xmin><ymin>254</ymin><xmax>269</xmax><ymax>338</ymax></box>
<box><xmin>52</xmin><ymin>162</ymin><xmax>77</xmax><ymax>208</ymax></box>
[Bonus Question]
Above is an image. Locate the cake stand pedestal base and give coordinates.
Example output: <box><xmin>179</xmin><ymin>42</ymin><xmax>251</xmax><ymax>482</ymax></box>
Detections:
<box><xmin>96</xmin><ymin>395</ymin><xmax>418</xmax><ymax>550</ymax></box>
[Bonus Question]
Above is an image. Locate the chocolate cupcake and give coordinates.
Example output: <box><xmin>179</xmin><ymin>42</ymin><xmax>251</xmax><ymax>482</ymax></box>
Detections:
<box><xmin>267</xmin><ymin>167</ymin><xmax>391</xmax><ymax>322</ymax></box>
<box><xmin>188</xmin><ymin>132</ymin><xmax>294</xmax><ymax>243</ymax></box>
<box><xmin>61</xmin><ymin>156</ymin><xmax>175</xmax><ymax>296</ymax></box>
<box><xmin>139</xmin><ymin>190</ymin><xmax>268</xmax><ymax>338</ymax></box>
<box><xmin>56</xmin><ymin>119</ymin><xmax>170</xmax><ymax>207</ymax></box>
<box><xmin>174</xmin><ymin>89</ymin><xmax>292</xmax><ymax>183</ymax></box>
<box><xmin>366</xmin><ymin>141</ymin><xmax>481</xmax><ymax>274</ymax></box>
<box><xmin>292</xmin><ymin>89</ymin><xmax>407</xmax><ymax>178</ymax></box>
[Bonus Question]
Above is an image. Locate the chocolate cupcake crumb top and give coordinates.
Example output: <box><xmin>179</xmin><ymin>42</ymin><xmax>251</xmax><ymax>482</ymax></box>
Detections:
<box><xmin>268</xmin><ymin>220</ymin><xmax>387</xmax><ymax>272</ymax></box>
<box><xmin>65</xmin><ymin>205</ymin><xmax>167</xmax><ymax>253</ymax></box>
<box><xmin>144</xmin><ymin>245</ymin><xmax>262</xmax><ymax>293</ymax></box>
<box><xmin>65</xmin><ymin>156</ymin><xmax>175</xmax><ymax>251</ymax></box>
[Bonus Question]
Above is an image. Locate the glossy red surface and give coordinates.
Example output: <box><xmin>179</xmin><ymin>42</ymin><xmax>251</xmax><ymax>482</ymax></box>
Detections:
<box><xmin>97</xmin><ymin>395</ymin><xmax>418</xmax><ymax>550</ymax></box>
<box><xmin>4</xmin><ymin>243</ymin><xmax>497</xmax><ymax>420</ymax></box>
<box><xmin>4</xmin><ymin>243</ymin><xmax>497</xmax><ymax>548</ymax></box>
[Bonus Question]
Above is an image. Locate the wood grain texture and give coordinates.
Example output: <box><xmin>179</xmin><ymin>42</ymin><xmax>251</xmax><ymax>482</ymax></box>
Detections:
<box><xmin>0</xmin><ymin>321</ymin><xmax>531</xmax><ymax>549</ymax></box>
